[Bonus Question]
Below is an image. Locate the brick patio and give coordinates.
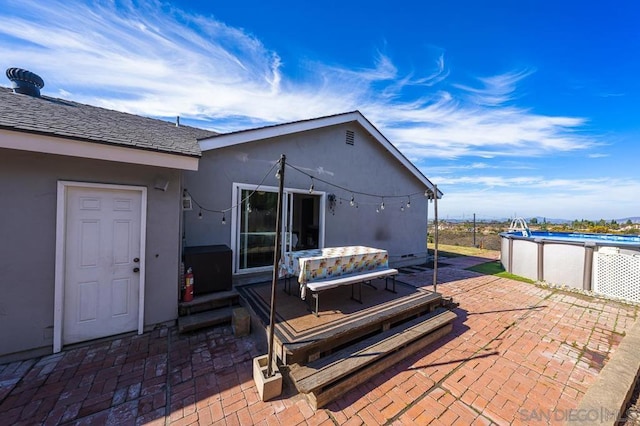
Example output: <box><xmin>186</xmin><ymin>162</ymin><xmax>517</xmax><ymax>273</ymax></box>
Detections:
<box><xmin>1</xmin><ymin>253</ymin><xmax>637</xmax><ymax>425</ymax></box>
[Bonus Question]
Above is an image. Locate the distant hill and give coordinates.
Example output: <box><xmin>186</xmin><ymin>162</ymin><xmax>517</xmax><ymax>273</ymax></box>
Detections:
<box><xmin>619</xmin><ymin>217</ymin><xmax>640</xmax><ymax>223</ymax></box>
<box><xmin>528</xmin><ymin>216</ymin><xmax>640</xmax><ymax>224</ymax></box>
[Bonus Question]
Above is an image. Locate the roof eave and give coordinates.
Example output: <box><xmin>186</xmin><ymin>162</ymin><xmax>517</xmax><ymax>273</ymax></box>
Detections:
<box><xmin>0</xmin><ymin>128</ymin><xmax>200</xmax><ymax>171</ymax></box>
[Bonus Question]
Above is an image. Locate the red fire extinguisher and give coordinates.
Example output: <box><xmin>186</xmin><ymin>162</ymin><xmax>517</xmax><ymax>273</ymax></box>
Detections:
<box><xmin>183</xmin><ymin>267</ymin><xmax>194</xmax><ymax>302</ymax></box>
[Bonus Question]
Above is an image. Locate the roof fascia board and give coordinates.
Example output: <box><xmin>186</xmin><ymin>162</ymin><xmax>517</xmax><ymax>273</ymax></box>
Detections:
<box><xmin>198</xmin><ymin>112</ymin><xmax>361</xmax><ymax>151</ymax></box>
<box><xmin>0</xmin><ymin>129</ymin><xmax>199</xmax><ymax>171</ymax></box>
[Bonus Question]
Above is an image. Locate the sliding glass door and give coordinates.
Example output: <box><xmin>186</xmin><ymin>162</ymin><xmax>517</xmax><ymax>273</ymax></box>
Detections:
<box><xmin>233</xmin><ymin>184</ymin><xmax>325</xmax><ymax>274</ymax></box>
<box><xmin>238</xmin><ymin>189</ymin><xmax>279</xmax><ymax>270</ymax></box>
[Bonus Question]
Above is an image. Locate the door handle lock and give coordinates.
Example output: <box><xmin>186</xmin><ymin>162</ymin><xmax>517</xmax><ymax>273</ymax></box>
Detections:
<box><xmin>133</xmin><ymin>257</ymin><xmax>140</xmax><ymax>263</ymax></box>
<box><xmin>133</xmin><ymin>267</ymin><xmax>140</xmax><ymax>273</ymax></box>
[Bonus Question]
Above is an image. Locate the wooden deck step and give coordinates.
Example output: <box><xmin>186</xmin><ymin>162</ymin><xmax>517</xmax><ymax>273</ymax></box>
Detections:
<box><xmin>178</xmin><ymin>306</ymin><xmax>234</xmax><ymax>333</ymax></box>
<box><xmin>281</xmin><ymin>290</ymin><xmax>444</xmax><ymax>365</ymax></box>
<box><xmin>289</xmin><ymin>307</ymin><xmax>456</xmax><ymax>409</ymax></box>
<box><xmin>179</xmin><ymin>289</ymin><xmax>239</xmax><ymax>316</ymax></box>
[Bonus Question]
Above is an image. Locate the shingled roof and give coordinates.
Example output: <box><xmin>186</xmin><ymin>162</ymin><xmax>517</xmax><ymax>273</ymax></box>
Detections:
<box><xmin>0</xmin><ymin>87</ymin><xmax>216</xmax><ymax>157</ymax></box>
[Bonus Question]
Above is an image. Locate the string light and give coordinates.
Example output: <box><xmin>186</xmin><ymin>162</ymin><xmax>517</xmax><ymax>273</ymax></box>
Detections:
<box><xmin>184</xmin><ymin>161</ymin><xmax>277</xmax><ymax>223</ymax></box>
<box><xmin>285</xmin><ymin>162</ymin><xmax>436</xmax><ymax>213</ymax></box>
<box><xmin>186</xmin><ymin>157</ymin><xmax>438</xmax><ymax>219</ymax></box>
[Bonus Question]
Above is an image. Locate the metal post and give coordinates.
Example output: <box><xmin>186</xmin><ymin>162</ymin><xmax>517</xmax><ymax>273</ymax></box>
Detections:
<box><xmin>583</xmin><ymin>243</ymin><xmax>595</xmax><ymax>291</ymax></box>
<box><xmin>433</xmin><ymin>185</ymin><xmax>438</xmax><ymax>293</ymax></box>
<box><xmin>425</xmin><ymin>192</ymin><xmax>429</xmax><ymax>266</ymax></box>
<box><xmin>473</xmin><ymin>213</ymin><xmax>476</xmax><ymax>247</ymax></box>
<box><xmin>267</xmin><ymin>154</ymin><xmax>286</xmax><ymax>378</ymax></box>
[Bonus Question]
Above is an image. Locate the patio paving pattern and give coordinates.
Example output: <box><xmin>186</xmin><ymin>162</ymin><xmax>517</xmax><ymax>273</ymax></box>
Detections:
<box><xmin>0</xmin><ymin>252</ymin><xmax>637</xmax><ymax>425</ymax></box>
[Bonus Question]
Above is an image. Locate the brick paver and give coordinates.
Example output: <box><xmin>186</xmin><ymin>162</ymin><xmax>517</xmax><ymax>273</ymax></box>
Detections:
<box><xmin>0</xmin><ymin>253</ymin><xmax>637</xmax><ymax>425</ymax></box>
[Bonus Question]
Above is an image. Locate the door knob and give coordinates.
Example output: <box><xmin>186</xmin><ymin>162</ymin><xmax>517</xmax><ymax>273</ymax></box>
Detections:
<box><xmin>133</xmin><ymin>267</ymin><xmax>140</xmax><ymax>273</ymax></box>
<box><xmin>133</xmin><ymin>257</ymin><xmax>140</xmax><ymax>263</ymax></box>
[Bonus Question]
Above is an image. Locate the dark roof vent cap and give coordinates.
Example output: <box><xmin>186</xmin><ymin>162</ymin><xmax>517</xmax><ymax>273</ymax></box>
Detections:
<box><xmin>6</xmin><ymin>67</ymin><xmax>45</xmax><ymax>97</ymax></box>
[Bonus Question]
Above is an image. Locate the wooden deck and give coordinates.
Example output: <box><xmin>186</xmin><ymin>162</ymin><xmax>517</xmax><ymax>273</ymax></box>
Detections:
<box><xmin>237</xmin><ymin>277</ymin><xmax>456</xmax><ymax>408</ymax></box>
<box><xmin>237</xmin><ymin>278</ymin><xmax>450</xmax><ymax>365</ymax></box>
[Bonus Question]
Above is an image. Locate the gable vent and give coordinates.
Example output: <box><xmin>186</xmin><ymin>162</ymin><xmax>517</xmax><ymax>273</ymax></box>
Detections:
<box><xmin>346</xmin><ymin>130</ymin><xmax>355</xmax><ymax>145</ymax></box>
<box><xmin>6</xmin><ymin>67</ymin><xmax>45</xmax><ymax>97</ymax></box>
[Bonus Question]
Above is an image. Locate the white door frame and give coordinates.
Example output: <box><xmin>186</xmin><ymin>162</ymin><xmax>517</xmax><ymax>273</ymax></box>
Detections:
<box><xmin>230</xmin><ymin>183</ymin><xmax>326</xmax><ymax>275</ymax></box>
<box><xmin>53</xmin><ymin>181</ymin><xmax>147</xmax><ymax>353</ymax></box>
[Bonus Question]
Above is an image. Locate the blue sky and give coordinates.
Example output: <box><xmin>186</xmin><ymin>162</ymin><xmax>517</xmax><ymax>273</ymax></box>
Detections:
<box><xmin>1</xmin><ymin>0</ymin><xmax>639</xmax><ymax>221</ymax></box>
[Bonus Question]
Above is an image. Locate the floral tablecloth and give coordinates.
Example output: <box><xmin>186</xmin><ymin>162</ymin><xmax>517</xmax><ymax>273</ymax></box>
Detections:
<box><xmin>281</xmin><ymin>246</ymin><xmax>389</xmax><ymax>299</ymax></box>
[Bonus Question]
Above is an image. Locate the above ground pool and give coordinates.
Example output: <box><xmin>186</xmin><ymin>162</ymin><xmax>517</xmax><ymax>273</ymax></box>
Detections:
<box><xmin>500</xmin><ymin>221</ymin><xmax>640</xmax><ymax>303</ymax></box>
<box><xmin>508</xmin><ymin>230</ymin><xmax>640</xmax><ymax>245</ymax></box>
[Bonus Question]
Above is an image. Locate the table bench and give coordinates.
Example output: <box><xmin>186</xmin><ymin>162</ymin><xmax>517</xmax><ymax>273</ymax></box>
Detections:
<box><xmin>305</xmin><ymin>268</ymin><xmax>398</xmax><ymax>316</ymax></box>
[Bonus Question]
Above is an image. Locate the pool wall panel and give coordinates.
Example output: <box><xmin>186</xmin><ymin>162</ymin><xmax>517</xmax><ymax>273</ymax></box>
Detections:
<box><xmin>542</xmin><ymin>243</ymin><xmax>585</xmax><ymax>289</ymax></box>
<box><xmin>511</xmin><ymin>239</ymin><xmax>538</xmax><ymax>280</ymax></box>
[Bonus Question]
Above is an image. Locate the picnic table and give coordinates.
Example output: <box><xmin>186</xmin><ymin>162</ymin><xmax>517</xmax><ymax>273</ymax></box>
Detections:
<box><xmin>281</xmin><ymin>246</ymin><xmax>389</xmax><ymax>299</ymax></box>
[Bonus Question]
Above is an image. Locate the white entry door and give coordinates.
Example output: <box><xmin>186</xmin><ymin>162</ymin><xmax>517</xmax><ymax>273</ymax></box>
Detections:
<box><xmin>60</xmin><ymin>185</ymin><xmax>144</xmax><ymax>346</ymax></box>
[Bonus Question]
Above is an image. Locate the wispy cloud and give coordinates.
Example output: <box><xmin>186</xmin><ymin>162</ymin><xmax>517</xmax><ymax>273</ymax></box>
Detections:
<box><xmin>453</xmin><ymin>69</ymin><xmax>534</xmax><ymax>106</ymax></box>
<box><xmin>0</xmin><ymin>0</ymin><xmax>599</xmax><ymax>161</ymax></box>
<box><xmin>436</xmin><ymin>176</ymin><xmax>640</xmax><ymax>220</ymax></box>
<box><xmin>426</xmin><ymin>161</ymin><xmax>536</xmax><ymax>175</ymax></box>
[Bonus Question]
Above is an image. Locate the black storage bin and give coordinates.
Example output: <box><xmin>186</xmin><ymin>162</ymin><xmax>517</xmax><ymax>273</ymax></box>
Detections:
<box><xmin>183</xmin><ymin>245</ymin><xmax>232</xmax><ymax>295</ymax></box>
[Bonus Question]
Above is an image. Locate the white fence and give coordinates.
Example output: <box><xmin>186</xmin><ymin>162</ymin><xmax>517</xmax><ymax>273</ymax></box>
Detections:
<box><xmin>594</xmin><ymin>247</ymin><xmax>640</xmax><ymax>303</ymax></box>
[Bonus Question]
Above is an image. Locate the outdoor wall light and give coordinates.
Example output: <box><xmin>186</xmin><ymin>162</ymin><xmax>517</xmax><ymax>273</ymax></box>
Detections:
<box><xmin>182</xmin><ymin>191</ymin><xmax>193</xmax><ymax>211</ymax></box>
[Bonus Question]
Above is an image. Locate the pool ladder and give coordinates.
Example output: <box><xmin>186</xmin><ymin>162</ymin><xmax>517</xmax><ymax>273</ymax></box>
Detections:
<box><xmin>508</xmin><ymin>217</ymin><xmax>531</xmax><ymax>237</ymax></box>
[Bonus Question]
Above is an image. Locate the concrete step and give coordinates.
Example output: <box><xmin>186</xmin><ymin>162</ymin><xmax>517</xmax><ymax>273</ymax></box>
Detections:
<box><xmin>177</xmin><ymin>306</ymin><xmax>234</xmax><ymax>333</ymax></box>
<box><xmin>179</xmin><ymin>289</ymin><xmax>240</xmax><ymax>316</ymax></box>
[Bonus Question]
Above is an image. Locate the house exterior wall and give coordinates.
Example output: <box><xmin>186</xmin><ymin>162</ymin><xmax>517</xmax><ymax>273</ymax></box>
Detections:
<box><xmin>0</xmin><ymin>148</ymin><xmax>182</xmax><ymax>360</ymax></box>
<box><xmin>183</xmin><ymin>122</ymin><xmax>429</xmax><ymax>272</ymax></box>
